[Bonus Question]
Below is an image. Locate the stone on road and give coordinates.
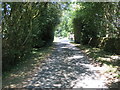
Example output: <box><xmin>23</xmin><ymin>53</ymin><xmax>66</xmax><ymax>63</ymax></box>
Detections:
<box><xmin>25</xmin><ymin>38</ymin><xmax>108</xmax><ymax>88</ymax></box>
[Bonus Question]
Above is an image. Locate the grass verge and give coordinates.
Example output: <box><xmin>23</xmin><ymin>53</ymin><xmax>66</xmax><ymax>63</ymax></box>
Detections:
<box><xmin>2</xmin><ymin>44</ymin><xmax>55</xmax><ymax>88</ymax></box>
<box><xmin>72</xmin><ymin>43</ymin><xmax>120</xmax><ymax>88</ymax></box>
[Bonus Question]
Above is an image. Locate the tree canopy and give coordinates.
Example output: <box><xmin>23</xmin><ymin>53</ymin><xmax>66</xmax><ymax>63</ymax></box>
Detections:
<box><xmin>2</xmin><ymin>2</ymin><xmax>120</xmax><ymax>71</ymax></box>
<box><xmin>2</xmin><ymin>2</ymin><xmax>62</xmax><ymax>71</ymax></box>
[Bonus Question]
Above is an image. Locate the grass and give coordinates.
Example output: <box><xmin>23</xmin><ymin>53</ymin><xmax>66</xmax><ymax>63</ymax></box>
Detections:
<box><xmin>76</xmin><ymin>44</ymin><xmax>120</xmax><ymax>67</ymax></box>
<box><xmin>72</xmin><ymin>43</ymin><xmax>120</xmax><ymax>88</ymax></box>
<box><xmin>3</xmin><ymin>42</ymin><xmax>120</xmax><ymax>88</ymax></box>
<box><xmin>2</xmin><ymin>44</ymin><xmax>56</xmax><ymax>88</ymax></box>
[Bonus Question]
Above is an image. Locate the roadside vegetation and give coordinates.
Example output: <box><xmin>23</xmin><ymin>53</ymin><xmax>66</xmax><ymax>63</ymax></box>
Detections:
<box><xmin>2</xmin><ymin>2</ymin><xmax>120</xmax><ymax>88</ymax></box>
<box><xmin>75</xmin><ymin>44</ymin><xmax>120</xmax><ymax>88</ymax></box>
<box><xmin>3</xmin><ymin>45</ymin><xmax>55</xmax><ymax>88</ymax></box>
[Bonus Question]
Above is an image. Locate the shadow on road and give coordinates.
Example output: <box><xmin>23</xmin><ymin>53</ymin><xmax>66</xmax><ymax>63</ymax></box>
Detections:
<box><xmin>24</xmin><ymin>41</ymin><xmax>110</xmax><ymax>88</ymax></box>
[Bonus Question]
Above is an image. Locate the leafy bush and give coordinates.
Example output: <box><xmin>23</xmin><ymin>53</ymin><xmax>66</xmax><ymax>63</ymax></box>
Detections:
<box><xmin>103</xmin><ymin>38</ymin><xmax>120</xmax><ymax>54</ymax></box>
<box><xmin>2</xmin><ymin>2</ymin><xmax>61</xmax><ymax>71</ymax></box>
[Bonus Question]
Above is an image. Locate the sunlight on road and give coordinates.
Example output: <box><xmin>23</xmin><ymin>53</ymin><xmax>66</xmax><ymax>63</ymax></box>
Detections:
<box><xmin>53</xmin><ymin>38</ymin><xmax>113</xmax><ymax>88</ymax></box>
<box><xmin>54</xmin><ymin>37</ymin><xmax>71</xmax><ymax>43</ymax></box>
<box><xmin>22</xmin><ymin>40</ymin><xmax>114</xmax><ymax>88</ymax></box>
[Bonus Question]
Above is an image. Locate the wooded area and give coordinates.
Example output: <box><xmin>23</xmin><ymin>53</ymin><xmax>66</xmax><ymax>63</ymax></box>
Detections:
<box><xmin>73</xmin><ymin>2</ymin><xmax>120</xmax><ymax>53</ymax></box>
<box><xmin>2</xmin><ymin>2</ymin><xmax>120</xmax><ymax>72</ymax></box>
<box><xmin>2</xmin><ymin>2</ymin><xmax>61</xmax><ymax>71</ymax></box>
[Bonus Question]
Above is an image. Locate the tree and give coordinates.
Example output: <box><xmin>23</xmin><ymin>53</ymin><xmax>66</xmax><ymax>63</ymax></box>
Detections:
<box><xmin>2</xmin><ymin>2</ymin><xmax>62</xmax><ymax>71</ymax></box>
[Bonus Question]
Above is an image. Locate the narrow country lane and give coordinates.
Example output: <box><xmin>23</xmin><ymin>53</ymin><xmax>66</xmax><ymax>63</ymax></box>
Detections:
<box><xmin>24</xmin><ymin>38</ymin><xmax>109</xmax><ymax>88</ymax></box>
<box><xmin>2</xmin><ymin>3</ymin><xmax>120</xmax><ymax>90</ymax></box>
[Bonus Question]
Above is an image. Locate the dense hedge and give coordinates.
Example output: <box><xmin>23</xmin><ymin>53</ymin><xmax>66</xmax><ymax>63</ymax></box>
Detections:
<box><xmin>102</xmin><ymin>38</ymin><xmax>120</xmax><ymax>54</ymax></box>
<box><xmin>73</xmin><ymin>2</ymin><xmax>120</xmax><ymax>54</ymax></box>
<box><xmin>73</xmin><ymin>18</ymin><xmax>82</xmax><ymax>43</ymax></box>
<box><xmin>2</xmin><ymin>2</ymin><xmax>61</xmax><ymax>71</ymax></box>
<box><xmin>87</xmin><ymin>37</ymin><xmax>120</xmax><ymax>54</ymax></box>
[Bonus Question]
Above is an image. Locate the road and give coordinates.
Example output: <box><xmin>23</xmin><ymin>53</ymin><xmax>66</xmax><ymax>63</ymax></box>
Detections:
<box><xmin>24</xmin><ymin>37</ymin><xmax>109</xmax><ymax>88</ymax></box>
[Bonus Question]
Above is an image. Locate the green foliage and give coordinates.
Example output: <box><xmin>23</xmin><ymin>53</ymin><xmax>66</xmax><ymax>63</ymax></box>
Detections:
<box><xmin>2</xmin><ymin>2</ymin><xmax>120</xmax><ymax>71</ymax></box>
<box><xmin>72</xmin><ymin>2</ymin><xmax>120</xmax><ymax>54</ymax></box>
<box><xmin>55</xmin><ymin>3</ymin><xmax>74</xmax><ymax>37</ymax></box>
<box><xmin>103</xmin><ymin>38</ymin><xmax>120</xmax><ymax>54</ymax></box>
<box><xmin>2</xmin><ymin>2</ymin><xmax>61</xmax><ymax>71</ymax></box>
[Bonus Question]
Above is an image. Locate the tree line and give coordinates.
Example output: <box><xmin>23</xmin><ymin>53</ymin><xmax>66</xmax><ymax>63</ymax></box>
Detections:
<box><xmin>2</xmin><ymin>2</ymin><xmax>120</xmax><ymax>71</ymax></box>
<box><xmin>73</xmin><ymin>2</ymin><xmax>120</xmax><ymax>54</ymax></box>
<box><xmin>55</xmin><ymin>2</ymin><xmax>120</xmax><ymax>54</ymax></box>
<box><xmin>2</xmin><ymin>2</ymin><xmax>61</xmax><ymax>71</ymax></box>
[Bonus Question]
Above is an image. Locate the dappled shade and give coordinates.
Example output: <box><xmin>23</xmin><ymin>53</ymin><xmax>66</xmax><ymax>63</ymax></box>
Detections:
<box><xmin>2</xmin><ymin>2</ymin><xmax>120</xmax><ymax>88</ymax></box>
<box><xmin>23</xmin><ymin>42</ymin><xmax>111</xmax><ymax>88</ymax></box>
